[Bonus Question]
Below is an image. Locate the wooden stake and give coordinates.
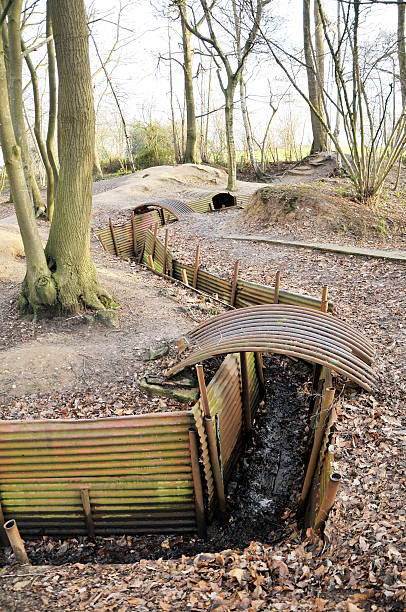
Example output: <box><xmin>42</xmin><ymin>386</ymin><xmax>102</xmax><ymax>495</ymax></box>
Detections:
<box><xmin>4</xmin><ymin>520</ymin><xmax>30</xmax><ymax>564</ymax></box>
<box><xmin>321</xmin><ymin>285</ymin><xmax>329</xmax><ymax>313</ymax></box>
<box><xmin>274</xmin><ymin>270</ymin><xmax>281</xmax><ymax>304</ymax></box>
<box><xmin>193</xmin><ymin>244</ymin><xmax>200</xmax><ymax>288</ymax></box>
<box><xmin>205</xmin><ymin>416</ymin><xmax>226</xmax><ymax>516</ymax></box>
<box><xmin>109</xmin><ymin>218</ymin><xmax>119</xmax><ymax>256</ymax></box>
<box><xmin>299</xmin><ymin>387</ymin><xmax>335</xmax><ymax>509</ymax></box>
<box><xmin>131</xmin><ymin>211</ymin><xmax>137</xmax><ymax>256</ymax></box>
<box><xmin>196</xmin><ymin>364</ymin><xmax>210</xmax><ymax>418</ymax></box>
<box><xmin>80</xmin><ymin>487</ymin><xmax>95</xmax><ymax>538</ymax></box>
<box><xmin>163</xmin><ymin>229</ymin><xmax>169</xmax><ymax>276</ymax></box>
<box><xmin>189</xmin><ymin>429</ymin><xmax>207</xmax><ymax>538</ymax></box>
<box><xmin>314</xmin><ymin>472</ymin><xmax>341</xmax><ymax>531</ymax></box>
<box><xmin>230</xmin><ymin>260</ymin><xmax>240</xmax><ymax>306</ymax></box>
<box><xmin>240</xmin><ymin>352</ymin><xmax>252</xmax><ymax>434</ymax></box>
<box><xmin>151</xmin><ymin>223</ymin><xmax>158</xmax><ymax>259</ymax></box>
<box><xmin>181</xmin><ymin>268</ymin><xmax>189</xmax><ymax>285</ymax></box>
<box><xmin>148</xmin><ymin>254</ymin><xmax>155</xmax><ymax>270</ymax></box>
<box><xmin>254</xmin><ymin>352</ymin><xmax>265</xmax><ymax>397</ymax></box>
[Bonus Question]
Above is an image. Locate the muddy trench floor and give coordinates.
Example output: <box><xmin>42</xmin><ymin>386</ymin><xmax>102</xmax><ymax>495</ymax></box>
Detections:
<box><xmin>0</xmin><ymin>355</ymin><xmax>312</xmax><ymax>567</ymax></box>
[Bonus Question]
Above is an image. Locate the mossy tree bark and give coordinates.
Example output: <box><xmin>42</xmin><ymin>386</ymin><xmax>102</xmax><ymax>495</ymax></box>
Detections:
<box><xmin>4</xmin><ymin>0</ymin><xmax>44</xmax><ymax>214</ymax></box>
<box><xmin>45</xmin><ymin>0</ymin><xmax>111</xmax><ymax>313</ymax></box>
<box><xmin>0</xmin><ymin>27</ymin><xmax>56</xmax><ymax>316</ymax></box>
<box><xmin>46</xmin><ymin>6</ymin><xmax>58</xmax><ymax>222</ymax></box>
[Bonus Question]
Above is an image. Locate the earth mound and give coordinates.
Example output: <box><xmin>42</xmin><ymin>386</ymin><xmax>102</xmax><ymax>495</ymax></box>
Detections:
<box><xmin>238</xmin><ymin>182</ymin><xmax>406</xmax><ymax>244</ymax></box>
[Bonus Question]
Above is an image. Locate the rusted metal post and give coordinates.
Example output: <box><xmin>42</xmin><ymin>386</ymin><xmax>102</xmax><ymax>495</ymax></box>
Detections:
<box><xmin>299</xmin><ymin>387</ymin><xmax>335</xmax><ymax>510</ymax></box>
<box><xmin>314</xmin><ymin>472</ymin><xmax>342</xmax><ymax>531</ymax></box>
<box><xmin>181</xmin><ymin>268</ymin><xmax>189</xmax><ymax>285</ymax></box>
<box><xmin>131</xmin><ymin>211</ymin><xmax>137</xmax><ymax>256</ymax></box>
<box><xmin>254</xmin><ymin>352</ymin><xmax>265</xmax><ymax>397</ymax></box>
<box><xmin>196</xmin><ymin>365</ymin><xmax>226</xmax><ymax>516</ymax></box>
<box><xmin>274</xmin><ymin>270</ymin><xmax>281</xmax><ymax>304</ymax></box>
<box><xmin>80</xmin><ymin>487</ymin><xmax>95</xmax><ymax>538</ymax></box>
<box><xmin>240</xmin><ymin>352</ymin><xmax>253</xmax><ymax>434</ymax></box>
<box><xmin>321</xmin><ymin>285</ymin><xmax>329</xmax><ymax>313</ymax></box>
<box><xmin>230</xmin><ymin>260</ymin><xmax>240</xmax><ymax>306</ymax></box>
<box><xmin>4</xmin><ymin>520</ymin><xmax>30</xmax><ymax>564</ymax></box>
<box><xmin>188</xmin><ymin>429</ymin><xmax>207</xmax><ymax>538</ymax></box>
<box><xmin>0</xmin><ymin>502</ymin><xmax>9</xmax><ymax>547</ymax></box>
<box><xmin>193</xmin><ymin>244</ymin><xmax>200</xmax><ymax>288</ymax></box>
<box><xmin>109</xmin><ymin>218</ymin><xmax>119</xmax><ymax>256</ymax></box>
<box><xmin>163</xmin><ymin>229</ymin><xmax>169</xmax><ymax>276</ymax></box>
<box><xmin>148</xmin><ymin>254</ymin><xmax>155</xmax><ymax>270</ymax></box>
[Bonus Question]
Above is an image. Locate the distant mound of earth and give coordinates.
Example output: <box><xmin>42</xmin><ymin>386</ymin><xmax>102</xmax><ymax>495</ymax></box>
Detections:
<box><xmin>237</xmin><ymin>182</ymin><xmax>406</xmax><ymax>244</ymax></box>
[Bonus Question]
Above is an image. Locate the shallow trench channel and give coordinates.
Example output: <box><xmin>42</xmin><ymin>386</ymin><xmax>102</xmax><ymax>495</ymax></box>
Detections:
<box><xmin>0</xmin><ymin>355</ymin><xmax>312</xmax><ymax>566</ymax></box>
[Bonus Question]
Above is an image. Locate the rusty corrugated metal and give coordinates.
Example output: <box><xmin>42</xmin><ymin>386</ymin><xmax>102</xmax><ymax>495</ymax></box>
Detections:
<box><xmin>166</xmin><ymin>305</ymin><xmax>375</xmax><ymax>391</ymax></box>
<box><xmin>305</xmin><ymin>389</ymin><xmax>338</xmax><ymax>528</ymax></box>
<box><xmin>0</xmin><ymin>413</ymin><xmax>197</xmax><ymax>536</ymax></box>
<box><xmin>133</xmin><ymin>199</ymin><xmax>195</xmax><ymax>219</ymax></box>
<box><xmin>235</xmin><ymin>279</ymin><xmax>330</xmax><ymax>312</ymax></box>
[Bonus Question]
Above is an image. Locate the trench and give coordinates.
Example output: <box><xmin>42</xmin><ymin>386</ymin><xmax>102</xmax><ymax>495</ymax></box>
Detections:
<box><xmin>0</xmin><ymin>354</ymin><xmax>312</xmax><ymax>566</ymax></box>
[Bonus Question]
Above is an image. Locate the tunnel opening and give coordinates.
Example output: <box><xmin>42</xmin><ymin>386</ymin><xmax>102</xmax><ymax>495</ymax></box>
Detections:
<box><xmin>212</xmin><ymin>192</ymin><xmax>237</xmax><ymax>210</ymax></box>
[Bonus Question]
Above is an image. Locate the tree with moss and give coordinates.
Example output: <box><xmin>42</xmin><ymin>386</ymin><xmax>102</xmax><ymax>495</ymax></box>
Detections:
<box><xmin>0</xmin><ymin>0</ymin><xmax>115</xmax><ymax>319</ymax></box>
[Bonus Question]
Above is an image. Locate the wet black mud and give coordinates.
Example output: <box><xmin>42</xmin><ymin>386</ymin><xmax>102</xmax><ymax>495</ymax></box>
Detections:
<box><xmin>0</xmin><ymin>355</ymin><xmax>312</xmax><ymax>566</ymax></box>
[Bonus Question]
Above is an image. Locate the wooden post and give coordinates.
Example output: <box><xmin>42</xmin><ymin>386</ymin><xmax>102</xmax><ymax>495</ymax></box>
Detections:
<box><xmin>151</xmin><ymin>223</ymin><xmax>158</xmax><ymax>259</ymax></box>
<box><xmin>314</xmin><ymin>472</ymin><xmax>341</xmax><ymax>531</ymax></box>
<box><xmin>299</xmin><ymin>387</ymin><xmax>335</xmax><ymax>509</ymax></box>
<box><xmin>196</xmin><ymin>365</ymin><xmax>226</xmax><ymax>516</ymax></box>
<box><xmin>109</xmin><ymin>217</ymin><xmax>119</xmax><ymax>256</ymax></box>
<box><xmin>131</xmin><ymin>211</ymin><xmax>137</xmax><ymax>256</ymax></box>
<box><xmin>0</xmin><ymin>502</ymin><xmax>9</xmax><ymax>547</ymax></box>
<box><xmin>321</xmin><ymin>285</ymin><xmax>329</xmax><ymax>313</ymax></box>
<box><xmin>240</xmin><ymin>352</ymin><xmax>252</xmax><ymax>434</ymax></box>
<box><xmin>4</xmin><ymin>520</ymin><xmax>30</xmax><ymax>564</ymax></box>
<box><xmin>189</xmin><ymin>429</ymin><xmax>207</xmax><ymax>538</ymax></box>
<box><xmin>193</xmin><ymin>244</ymin><xmax>200</xmax><ymax>288</ymax></box>
<box><xmin>181</xmin><ymin>268</ymin><xmax>189</xmax><ymax>285</ymax></box>
<box><xmin>230</xmin><ymin>260</ymin><xmax>240</xmax><ymax>306</ymax></box>
<box><xmin>148</xmin><ymin>254</ymin><xmax>155</xmax><ymax>270</ymax></box>
<box><xmin>254</xmin><ymin>352</ymin><xmax>265</xmax><ymax>397</ymax></box>
<box><xmin>80</xmin><ymin>487</ymin><xmax>95</xmax><ymax>538</ymax></box>
<box><xmin>274</xmin><ymin>270</ymin><xmax>281</xmax><ymax>304</ymax></box>
<box><xmin>163</xmin><ymin>228</ymin><xmax>169</xmax><ymax>276</ymax></box>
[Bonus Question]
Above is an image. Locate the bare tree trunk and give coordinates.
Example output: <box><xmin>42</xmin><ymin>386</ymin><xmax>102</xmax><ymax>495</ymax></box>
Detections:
<box><xmin>303</xmin><ymin>0</ymin><xmax>326</xmax><ymax>153</ymax></box>
<box><xmin>398</xmin><ymin>1</ymin><xmax>406</xmax><ymax>109</ymax></box>
<box><xmin>179</xmin><ymin>1</ymin><xmax>199</xmax><ymax>163</ymax></box>
<box><xmin>168</xmin><ymin>22</ymin><xmax>181</xmax><ymax>164</ymax></box>
<box><xmin>46</xmin><ymin>7</ymin><xmax>58</xmax><ymax>221</ymax></box>
<box><xmin>23</xmin><ymin>41</ymin><xmax>54</xmax><ymax>217</ymax></box>
<box><xmin>46</xmin><ymin>0</ymin><xmax>111</xmax><ymax>313</ymax></box>
<box><xmin>314</xmin><ymin>0</ymin><xmax>327</xmax><ymax>150</ymax></box>
<box><xmin>93</xmin><ymin>140</ymin><xmax>103</xmax><ymax>180</ymax></box>
<box><xmin>225</xmin><ymin>82</ymin><xmax>237</xmax><ymax>191</ymax></box>
<box><xmin>0</xmin><ymin>23</ymin><xmax>57</xmax><ymax>316</ymax></box>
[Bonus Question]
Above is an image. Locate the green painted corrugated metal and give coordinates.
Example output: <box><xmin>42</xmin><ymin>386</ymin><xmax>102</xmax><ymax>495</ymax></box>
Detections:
<box><xmin>235</xmin><ymin>279</ymin><xmax>327</xmax><ymax>311</ymax></box>
<box><xmin>0</xmin><ymin>413</ymin><xmax>197</xmax><ymax>536</ymax></box>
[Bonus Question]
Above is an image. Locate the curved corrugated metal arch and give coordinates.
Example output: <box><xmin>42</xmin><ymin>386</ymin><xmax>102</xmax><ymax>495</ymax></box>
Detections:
<box><xmin>166</xmin><ymin>304</ymin><xmax>376</xmax><ymax>391</ymax></box>
<box><xmin>133</xmin><ymin>199</ymin><xmax>195</xmax><ymax>219</ymax></box>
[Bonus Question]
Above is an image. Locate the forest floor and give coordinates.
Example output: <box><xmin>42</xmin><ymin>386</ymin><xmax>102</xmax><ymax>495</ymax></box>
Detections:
<box><xmin>0</xmin><ymin>162</ymin><xmax>405</xmax><ymax>611</ymax></box>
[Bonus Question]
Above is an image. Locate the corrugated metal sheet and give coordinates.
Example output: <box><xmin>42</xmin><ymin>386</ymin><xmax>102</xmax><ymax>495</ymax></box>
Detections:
<box><xmin>305</xmin><ymin>394</ymin><xmax>337</xmax><ymax>528</ymax></box>
<box><xmin>133</xmin><ymin>199</ymin><xmax>195</xmax><ymax>219</ymax></box>
<box><xmin>166</xmin><ymin>305</ymin><xmax>375</xmax><ymax>391</ymax></box>
<box><xmin>245</xmin><ymin>352</ymin><xmax>260</xmax><ymax>419</ymax></box>
<box><xmin>235</xmin><ymin>279</ymin><xmax>328</xmax><ymax>311</ymax></box>
<box><xmin>0</xmin><ymin>413</ymin><xmax>197</xmax><ymax>536</ymax></box>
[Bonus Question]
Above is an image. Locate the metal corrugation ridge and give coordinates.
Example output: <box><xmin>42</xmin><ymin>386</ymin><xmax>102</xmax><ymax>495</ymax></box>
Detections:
<box><xmin>166</xmin><ymin>306</ymin><xmax>375</xmax><ymax>390</ymax></box>
<box><xmin>0</xmin><ymin>412</ymin><xmax>198</xmax><ymax>536</ymax></box>
<box><xmin>133</xmin><ymin>199</ymin><xmax>195</xmax><ymax>219</ymax></box>
<box><xmin>188</xmin><ymin>195</ymin><xmax>212</xmax><ymax>213</ymax></box>
<box><xmin>246</xmin><ymin>352</ymin><xmax>260</xmax><ymax>417</ymax></box>
<box><xmin>191</xmin><ymin>402</ymin><xmax>215</xmax><ymax>510</ymax></box>
<box><xmin>236</xmin><ymin>279</ymin><xmax>327</xmax><ymax>311</ymax></box>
